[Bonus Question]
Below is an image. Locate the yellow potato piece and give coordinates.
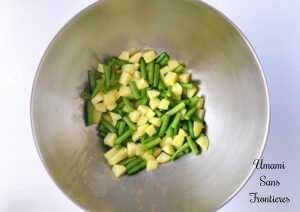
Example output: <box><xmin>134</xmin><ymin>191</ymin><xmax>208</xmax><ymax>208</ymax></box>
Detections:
<box><xmin>147</xmin><ymin>160</ymin><xmax>158</xmax><ymax>171</ymax></box>
<box><xmin>112</xmin><ymin>165</ymin><xmax>126</xmax><ymax>178</ymax></box>
<box><xmin>104</xmin><ymin>133</ymin><xmax>117</xmax><ymax>147</ymax></box>
<box><xmin>156</xmin><ymin>152</ymin><xmax>171</xmax><ymax>164</ymax></box>
<box><xmin>143</xmin><ymin>50</ymin><xmax>157</xmax><ymax>63</ymax></box>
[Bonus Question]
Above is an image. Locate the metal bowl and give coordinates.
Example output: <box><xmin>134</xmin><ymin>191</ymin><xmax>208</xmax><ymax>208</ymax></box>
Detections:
<box><xmin>31</xmin><ymin>0</ymin><xmax>270</xmax><ymax>211</ymax></box>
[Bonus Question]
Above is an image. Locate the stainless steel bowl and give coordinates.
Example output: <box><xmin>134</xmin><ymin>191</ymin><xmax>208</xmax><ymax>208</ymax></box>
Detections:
<box><xmin>31</xmin><ymin>0</ymin><xmax>270</xmax><ymax>211</ymax></box>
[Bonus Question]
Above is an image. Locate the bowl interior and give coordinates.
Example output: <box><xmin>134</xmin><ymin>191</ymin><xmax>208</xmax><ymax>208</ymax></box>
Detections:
<box><xmin>31</xmin><ymin>0</ymin><xmax>269</xmax><ymax>211</ymax></box>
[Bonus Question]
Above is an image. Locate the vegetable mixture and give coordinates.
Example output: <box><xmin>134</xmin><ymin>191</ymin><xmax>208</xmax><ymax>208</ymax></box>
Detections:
<box><xmin>81</xmin><ymin>49</ymin><xmax>209</xmax><ymax>177</ymax></box>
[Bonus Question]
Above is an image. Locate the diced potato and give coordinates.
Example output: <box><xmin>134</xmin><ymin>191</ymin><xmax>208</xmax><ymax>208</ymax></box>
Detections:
<box><xmin>118</xmin><ymin>51</ymin><xmax>130</xmax><ymax>61</ymax></box>
<box><xmin>104</xmin><ymin>147</ymin><xmax>118</xmax><ymax>161</ymax></box>
<box><xmin>136</xmin><ymin>143</ymin><xmax>145</xmax><ymax>156</ymax></box>
<box><xmin>137</xmin><ymin>105</ymin><xmax>149</xmax><ymax>115</ymax></box>
<box><xmin>94</xmin><ymin>102</ymin><xmax>106</xmax><ymax>112</ymax></box>
<box><xmin>147</xmin><ymin>90</ymin><xmax>160</xmax><ymax>99</ymax></box>
<box><xmin>143</xmin><ymin>50</ymin><xmax>157</xmax><ymax>63</ymax></box>
<box><xmin>145</xmin><ymin>125</ymin><xmax>157</xmax><ymax>136</ymax></box>
<box><xmin>129</xmin><ymin>110</ymin><xmax>141</xmax><ymax>123</ymax></box>
<box><xmin>132</xmin><ymin>131</ymin><xmax>140</xmax><ymax>142</ymax></box>
<box><xmin>164</xmin><ymin>72</ymin><xmax>178</xmax><ymax>86</ymax></box>
<box><xmin>127</xmin><ymin>142</ymin><xmax>137</xmax><ymax>157</ymax></box>
<box><xmin>147</xmin><ymin>160</ymin><xmax>158</xmax><ymax>171</ymax></box>
<box><xmin>136</xmin><ymin>78</ymin><xmax>149</xmax><ymax>90</ymax></box>
<box><xmin>93</xmin><ymin>109</ymin><xmax>102</xmax><ymax>124</ymax></box>
<box><xmin>109</xmin><ymin>148</ymin><xmax>128</xmax><ymax>165</ymax></box>
<box><xmin>197</xmin><ymin>98</ymin><xmax>204</xmax><ymax>109</ymax></box>
<box><xmin>158</xmin><ymin>99</ymin><xmax>170</xmax><ymax>110</ymax></box>
<box><xmin>118</xmin><ymin>86</ymin><xmax>132</xmax><ymax>97</ymax></box>
<box><xmin>122</xmin><ymin>64</ymin><xmax>135</xmax><ymax>74</ymax></box>
<box><xmin>112</xmin><ymin>165</ymin><xmax>126</xmax><ymax>178</ymax></box>
<box><xmin>104</xmin><ymin>133</ymin><xmax>117</xmax><ymax>147</ymax></box>
<box><xmin>137</xmin><ymin>115</ymin><xmax>148</xmax><ymax>126</ymax></box>
<box><xmin>196</xmin><ymin>136</ymin><xmax>209</xmax><ymax>150</ymax></box>
<box><xmin>134</xmin><ymin>63</ymin><xmax>140</xmax><ymax>71</ymax></box>
<box><xmin>160</xmin><ymin>66</ymin><xmax>170</xmax><ymax>77</ymax></box>
<box><xmin>168</xmin><ymin>60</ymin><xmax>180</xmax><ymax>71</ymax></box>
<box><xmin>160</xmin><ymin>137</ymin><xmax>173</xmax><ymax>147</ymax></box>
<box><xmin>156</xmin><ymin>152</ymin><xmax>171</xmax><ymax>164</ymax></box>
<box><xmin>103</xmin><ymin>92</ymin><xmax>115</xmax><ymax>106</ymax></box>
<box><xmin>178</xmin><ymin>128</ymin><xmax>188</xmax><ymax>137</ymax></box>
<box><xmin>149</xmin><ymin>117</ymin><xmax>162</xmax><ymax>127</ymax></box>
<box><xmin>197</xmin><ymin>109</ymin><xmax>205</xmax><ymax>119</ymax></box>
<box><xmin>129</xmin><ymin>51</ymin><xmax>142</xmax><ymax>63</ymax></box>
<box><xmin>162</xmin><ymin>144</ymin><xmax>175</xmax><ymax>155</ymax></box>
<box><xmin>153</xmin><ymin>147</ymin><xmax>162</xmax><ymax>157</ymax></box>
<box><xmin>106</xmin><ymin>103</ymin><xmax>117</xmax><ymax>111</ymax></box>
<box><xmin>142</xmin><ymin>152</ymin><xmax>155</xmax><ymax>161</ymax></box>
<box><xmin>110</xmin><ymin>112</ymin><xmax>121</xmax><ymax>123</ymax></box>
<box><xmin>187</xmin><ymin>86</ymin><xmax>198</xmax><ymax>98</ymax></box>
<box><xmin>137</xmin><ymin>124</ymin><xmax>149</xmax><ymax>137</ymax></box>
<box><xmin>149</xmin><ymin>98</ymin><xmax>160</xmax><ymax>110</ymax></box>
<box><xmin>119</xmin><ymin>71</ymin><xmax>132</xmax><ymax>86</ymax></box>
<box><xmin>194</xmin><ymin>122</ymin><xmax>204</xmax><ymax>137</ymax></box>
<box><xmin>91</xmin><ymin>92</ymin><xmax>104</xmax><ymax>104</ymax></box>
<box><xmin>180</xmin><ymin>108</ymin><xmax>187</xmax><ymax>118</ymax></box>
<box><xmin>172</xmin><ymin>83</ymin><xmax>183</xmax><ymax>97</ymax></box>
<box><xmin>172</xmin><ymin>135</ymin><xmax>185</xmax><ymax>148</ymax></box>
<box><xmin>97</xmin><ymin>63</ymin><xmax>104</xmax><ymax>73</ymax></box>
<box><xmin>133</xmin><ymin>70</ymin><xmax>141</xmax><ymax>79</ymax></box>
<box><xmin>103</xmin><ymin>114</ymin><xmax>112</xmax><ymax>122</ymax></box>
<box><xmin>145</xmin><ymin>109</ymin><xmax>156</xmax><ymax>120</ymax></box>
<box><xmin>179</xmin><ymin>73</ymin><xmax>191</xmax><ymax>83</ymax></box>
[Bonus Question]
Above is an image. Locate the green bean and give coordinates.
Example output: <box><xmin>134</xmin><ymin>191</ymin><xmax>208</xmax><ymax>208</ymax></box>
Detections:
<box><xmin>104</xmin><ymin>82</ymin><xmax>122</xmax><ymax>93</ymax></box>
<box><xmin>111</xmin><ymin>57</ymin><xmax>130</xmax><ymax>65</ymax></box>
<box><xmin>166</xmin><ymin>86</ymin><xmax>172</xmax><ymax>97</ymax></box>
<box><xmin>129</xmin><ymin>81</ymin><xmax>141</xmax><ymax>99</ymax></box>
<box><xmin>158</xmin><ymin>79</ymin><xmax>165</xmax><ymax>90</ymax></box>
<box><xmin>115</xmin><ymin>100</ymin><xmax>125</xmax><ymax>111</ymax></box>
<box><xmin>174</xmin><ymin>64</ymin><xmax>186</xmax><ymax>74</ymax></box>
<box><xmin>91</xmin><ymin>80</ymin><xmax>105</xmax><ymax>98</ymax></box>
<box><xmin>102</xmin><ymin>119</ymin><xmax>116</xmax><ymax>133</ymax></box>
<box><xmin>104</xmin><ymin>64</ymin><xmax>110</xmax><ymax>88</ymax></box>
<box><xmin>88</xmin><ymin>70</ymin><xmax>97</xmax><ymax>92</ymax></box>
<box><xmin>158</xmin><ymin>115</ymin><xmax>171</xmax><ymax>136</ymax></box>
<box><xmin>86</xmin><ymin>101</ymin><xmax>94</xmax><ymax>126</ymax></box>
<box><xmin>118</xmin><ymin>121</ymin><xmax>126</xmax><ymax>136</ymax></box>
<box><xmin>147</xmin><ymin>61</ymin><xmax>155</xmax><ymax>84</ymax></box>
<box><xmin>110</xmin><ymin>62</ymin><xmax>116</xmax><ymax>81</ymax></box>
<box><xmin>136</xmin><ymin>96</ymin><xmax>148</xmax><ymax>106</ymax></box>
<box><xmin>191</xmin><ymin>116</ymin><xmax>203</xmax><ymax>123</ymax></box>
<box><xmin>125</xmin><ymin>158</ymin><xmax>143</xmax><ymax>170</ymax></box>
<box><xmin>127</xmin><ymin>160</ymin><xmax>147</xmax><ymax>175</ymax></box>
<box><xmin>149</xmin><ymin>148</ymin><xmax>155</xmax><ymax>155</ymax></box>
<box><xmin>139</xmin><ymin>57</ymin><xmax>147</xmax><ymax>80</ymax></box>
<box><xmin>189</xmin><ymin>97</ymin><xmax>199</xmax><ymax>108</ymax></box>
<box><xmin>99</xmin><ymin>132</ymin><xmax>106</xmax><ymax>138</ymax></box>
<box><xmin>115</xmin><ymin>129</ymin><xmax>135</xmax><ymax>145</ymax></box>
<box><xmin>171</xmin><ymin>142</ymin><xmax>190</xmax><ymax>160</ymax></box>
<box><xmin>122</xmin><ymin>97</ymin><xmax>134</xmax><ymax>112</ymax></box>
<box><xmin>141</xmin><ymin>137</ymin><xmax>161</xmax><ymax>151</ymax></box>
<box><xmin>182</xmin><ymin>99</ymin><xmax>190</xmax><ymax>105</ymax></box>
<box><xmin>170</xmin><ymin>113</ymin><xmax>182</xmax><ymax>129</ymax></box>
<box><xmin>154</xmin><ymin>109</ymin><xmax>163</xmax><ymax>117</ymax></box>
<box><xmin>188</xmin><ymin>120</ymin><xmax>194</xmax><ymax>138</ymax></box>
<box><xmin>80</xmin><ymin>91</ymin><xmax>91</xmax><ymax>100</ymax></box>
<box><xmin>99</xmin><ymin>124</ymin><xmax>109</xmax><ymax>134</ymax></box>
<box><xmin>159</xmin><ymin>55</ymin><xmax>169</xmax><ymax>66</ymax></box>
<box><xmin>180</xmin><ymin>83</ymin><xmax>193</xmax><ymax>89</ymax></box>
<box><xmin>155</xmin><ymin>52</ymin><xmax>169</xmax><ymax>64</ymax></box>
<box><xmin>187</xmin><ymin>136</ymin><xmax>200</xmax><ymax>155</ymax></box>
<box><xmin>121</xmin><ymin>156</ymin><xmax>138</xmax><ymax>166</ymax></box>
<box><xmin>166</xmin><ymin>127</ymin><xmax>174</xmax><ymax>137</ymax></box>
<box><xmin>123</xmin><ymin>117</ymin><xmax>137</xmax><ymax>130</ymax></box>
<box><xmin>182</xmin><ymin>121</ymin><xmax>189</xmax><ymax>131</ymax></box>
<box><xmin>184</xmin><ymin>106</ymin><xmax>198</xmax><ymax>120</ymax></box>
<box><xmin>153</xmin><ymin>64</ymin><xmax>160</xmax><ymax>87</ymax></box>
<box><xmin>142</xmin><ymin>134</ymin><xmax>160</xmax><ymax>144</ymax></box>
<box><xmin>166</xmin><ymin>102</ymin><xmax>185</xmax><ymax>116</ymax></box>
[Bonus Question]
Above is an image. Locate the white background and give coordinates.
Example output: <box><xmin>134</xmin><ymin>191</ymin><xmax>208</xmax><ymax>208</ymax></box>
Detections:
<box><xmin>0</xmin><ymin>0</ymin><xmax>299</xmax><ymax>211</ymax></box>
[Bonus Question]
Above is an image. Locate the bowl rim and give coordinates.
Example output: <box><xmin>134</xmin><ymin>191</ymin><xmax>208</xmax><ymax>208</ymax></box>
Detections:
<box><xmin>30</xmin><ymin>0</ymin><xmax>270</xmax><ymax>211</ymax></box>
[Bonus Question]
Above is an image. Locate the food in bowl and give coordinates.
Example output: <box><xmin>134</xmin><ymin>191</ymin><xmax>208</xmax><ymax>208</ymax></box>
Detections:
<box><xmin>81</xmin><ymin>48</ymin><xmax>209</xmax><ymax>177</ymax></box>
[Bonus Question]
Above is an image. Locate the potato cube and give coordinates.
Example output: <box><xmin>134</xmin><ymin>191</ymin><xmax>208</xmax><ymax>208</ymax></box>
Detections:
<box><xmin>160</xmin><ymin>137</ymin><xmax>173</xmax><ymax>147</ymax></box>
<box><xmin>136</xmin><ymin>78</ymin><xmax>149</xmax><ymax>90</ymax></box>
<box><xmin>145</xmin><ymin>125</ymin><xmax>157</xmax><ymax>136</ymax></box>
<box><xmin>104</xmin><ymin>147</ymin><xmax>117</xmax><ymax>160</ymax></box>
<box><xmin>147</xmin><ymin>90</ymin><xmax>160</xmax><ymax>99</ymax></box>
<box><xmin>129</xmin><ymin>110</ymin><xmax>141</xmax><ymax>123</ymax></box>
<box><xmin>109</xmin><ymin>148</ymin><xmax>128</xmax><ymax>165</ymax></box>
<box><xmin>137</xmin><ymin>105</ymin><xmax>149</xmax><ymax>115</ymax></box>
<box><xmin>129</xmin><ymin>51</ymin><xmax>142</xmax><ymax>63</ymax></box>
<box><xmin>156</xmin><ymin>152</ymin><xmax>171</xmax><ymax>164</ymax></box>
<box><xmin>178</xmin><ymin>128</ymin><xmax>188</xmax><ymax>137</ymax></box>
<box><xmin>179</xmin><ymin>73</ymin><xmax>191</xmax><ymax>83</ymax></box>
<box><xmin>197</xmin><ymin>97</ymin><xmax>205</xmax><ymax>109</ymax></box>
<box><xmin>143</xmin><ymin>50</ymin><xmax>157</xmax><ymax>63</ymax></box>
<box><xmin>93</xmin><ymin>110</ymin><xmax>102</xmax><ymax>124</ymax></box>
<box><xmin>112</xmin><ymin>165</ymin><xmax>126</xmax><ymax>178</ymax></box>
<box><xmin>97</xmin><ymin>63</ymin><xmax>104</xmax><ymax>73</ymax></box>
<box><xmin>127</xmin><ymin>142</ymin><xmax>137</xmax><ymax>157</ymax></box>
<box><xmin>153</xmin><ymin>147</ymin><xmax>162</xmax><ymax>157</ymax></box>
<box><xmin>149</xmin><ymin>117</ymin><xmax>162</xmax><ymax>127</ymax></box>
<box><xmin>187</xmin><ymin>86</ymin><xmax>198</xmax><ymax>98</ymax></box>
<box><xmin>196</xmin><ymin>136</ymin><xmax>210</xmax><ymax>150</ymax></box>
<box><xmin>180</xmin><ymin>108</ymin><xmax>187</xmax><ymax>118</ymax></box>
<box><xmin>160</xmin><ymin>66</ymin><xmax>170</xmax><ymax>77</ymax></box>
<box><xmin>149</xmin><ymin>98</ymin><xmax>160</xmax><ymax>110</ymax></box>
<box><xmin>172</xmin><ymin>83</ymin><xmax>183</xmax><ymax>97</ymax></box>
<box><xmin>103</xmin><ymin>92</ymin><xmax>115</xmax><ymax>106</ymax></box>
<box><xmin>197</xmin><ymin>109</ymin><xmax>205</xmax><ymax>119</ymax></box>
<box><xmin>142</xmin><ymin>152</ymin><xmax>155</xmax><ymax>161</ymax></box>
<box><xmin>137</xmin><ymin>115</ymin><xmax>148</xmax><ymax>127</ymax></box>
<box><xmin>137</xmin><ymin>124</ymin><xmax>149</xmax><ymax>137</ymax></box>
<box><xmin>168</xmin><ymin>60</ymin><xmax>180</xmax><ymax>71</ymax></box>
<box><xmin>104</xmin><ymin>133</ymin><xmax>117</xmax><ymax>147</ymax></box>
<box><xmin>118</xmin><ymin>51</ymin><xmax>130</xmax><ymax>61</ymax></box>
<box><xmin>145</xmin><ymin>109</ymin><xmax>156</xmax><ymax>120</ymax></box>
<box><xmin>134</xmin><ymin>63</ymin><xmax>140</xmax><ymax>71</ymax></box>
<box><xmin>158</xmin><ymin>99</ymin><xmax>170</xmax><ymax>110</ymax></box>
<box><xmin>112</xmin><ymin>90</ymin><xmax>120</xmax><ymax>101</ymax></box>
<box><xmin>118</xmin><ymin>86</ymin><xmax>132</xmax><ymax>97</ymax></box>
<box><xmin>164</xmin><ymin>72</ymin><xmax>178</xmax><ymax>86</ymax></box>
<box><xmin>94</xmin><ymin>102</ymin><xmax>106</xmax><ymax>112</ymax></box>
<box><xmin>91</xmin><ymin>92</ymin><xmax>104</xmax><ymax>104</ymax></box>
<box><xmin>136</xmin><ymin>143</ymin><xmax>145</xmax><ymax>156</ymax></box>
<box><xmin>132</xmin><ymin>131</ymin><xmax>140</xmax><ymax>142</ymax></box>
<box><xmin>122</xmin><ymin>64</ymin><xmax>135</xmax><ymax>75</ymax></box>
<box><xmin>110</xmin><ymin>112</ymin><xmax>121</xmax><ymax>126</ymax></box>
<box><xmin>162</xmin><ymin>144</ymin><xmax>175</xmax><ymax>155</ymax></box>
<box><xmin>172</xmin><ymin>135</ymin><xmax>185</xmax><ymax>148</ymax></box>
<box><xmin>119</xmin><ymin>71</ymin><xmax>132</xmax><ymax>86</ymax></box>
<box><xmin>194</xmin><ymin>122</ymin><xmax>204</xmax><ymax>137</ymax></box>
<box><xmin>147</xmin><ymin>160</ymin><xmax>158</xmax><ymax>171</ymax></box>
<box><xmin>106</xmin><ymin>103</ymin><xmax>117</xmax><ymax>111</ymax></box>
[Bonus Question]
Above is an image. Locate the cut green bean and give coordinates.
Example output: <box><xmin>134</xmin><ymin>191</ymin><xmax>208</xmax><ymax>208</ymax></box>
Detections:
<box><xmin>188</xmin><ymin>120</ymin><xmax>194</xmax><ymax>138</ymax></box>
<box><xmin>187</xmin><ymin>136</ymin><xmax>200</xmax><ymax>155</ymax></box>
<box><xmin>88</xmin><ymin>70</ymin><xmax>97</xmax><ymax>92</ymax></box>
<box><xmin>86</xmin><ymin>101</ymin><xmax>94</xmax><ymax>126</ymax></box>
<box><xmin>104</xmin><ymin>82</ymin><xmax>122</xmax><ymax>93</ymax></box>
<box><xmin>174</xmin><ymin>64</ymin><xmax>186</xmax><ymax>74</ymax></box>
<box><xmin>154</xmin><ymin>109</ymin><xmax>163</xmax><ymax>117</ymax></box>
<box><xmin>139</xmin><ymin>57</ymin><xmax>147</xmax><ymax>80</ymax></box>
<box><xmin>158</xmin><ymin>115</ymin><xmax>171</xmax><ymax>136</ymax></box>
<box><xmin>184</xmin><ymin>106</ymin><xmax>198</xmax><ymax>120</ymax></box>
<box><xmin>102</xmin><ymin>119</ymin><xmax>117</xmax><ymax>133</ymax></box>
<box><xmin>99</xmin><ymin>124</ymin><xmax>109</xmax><ymax>134</ymax></box>
<box><xmin>147</xmin><ymin>61</ymin><xmax>155</xmax><ymax>84</ymax></box>
<box><xmin>170</xmin><ymin>113</ymin><xmax>182</xmax><ymax>129</ymax></box>
<box><xmin>155</xmin><ymin>52</ymin><xmax>169</xmax><ymax>64</ymax></box>
<box><xmin>122</xmin><ymin>97</ymin><xmax>134</xmax><ymax>112</ymax></box>
<box><xmin>99</xmin><ymin>132</ymin><xmax>106</xmax><ymax>138</ymax></box>
<box><xmin>166</xmin><ymin>127</ymin><xmax>174</xmax><ymax>137</ymax></box>
<box><xmin>166</xmin><ymin>102</ymin><xmax>185</xmax><ymax>116</ymax></box>
<box><xmin>104</xmin><ymin>64</ymin><xmax>110</xmax><ymax>88</ymax></box>
<box><xmin>158</xmin><ymin>79</ymin><xmax>165</xmax><ymax>90</ymax></box>
<box><xmin>129</xmin><ymin>81</ymin><xmax>141</xmax><ymax>99</ymax></box>
<box><xmin>121</xmin><ymin>156</ymin><xmax>138</xmax><ymax>166</ymax></box>
<box><xmin>123</xmin><ymin>116</ymin><xmax>137</xmax><ymax>130</ymax></box>
<box><xmin>180</xmin><ymin>83</ymin><xmax>193</xmax><ymax>89</ymax></box>
<box><xmin>149</xmin><ymin>148</ymin><xmax>155</xmax><ymax>155</ymax></box>
<box><xmin>81</xmin><ymin>91</ymin><xmax>91</xmax><ymax>100</ymax></box>
<box><xmin>182</xmin><ymin>121</ymin><xmax>189</xmax><ymax>131</ymax></box>
<box><xmin>111</xmin><ymin>57</ymin><xmax>130</xmax><ymax>65</ymax></box>
<box><xmin>166</xmin><ymin>86</ymin><xmax>172</xmax><ymax>97</ymax></box>
<box><xmin>153</xmin><ymin>64</ymin><xmax>160</xmax><ymax>87</ymax></box>
<box><xmin>159</xmin><ymin>55</ymin><xmax>169</xmax><ymax>66</ymax></box>
<box><xmin>142</xmin><ymin>134</ymin><xmax>160</xmax><ymax>144</ymax></box>
<box><xmin>189</xmin><ymin>97</ymin><xmax>199</xmax><ymax>108</ymax></box>
<box><xmin>191</xmin><ymin>116</ymin><xmax>203</xmax><ymax>123</ymax></box>
<box><xmin>91</xmin><ymin>80</ymin><xmax>105</xmax><ymax>98</ymax></box>
<box><xmin>172</xmin><ymin>142</ymin><xmax>190</xmax><ymax>160</ymax></box>
<box><xmin>118</xmin><ymin>121</ymin><xmax>126</xmax><ymax>136</ymax></box>
<box><xmin>110</xmin><ymin>62</ymin><xmax>116</xmax><ymax>81</ymax></box>
<box><xmin>115</xmin><ymin>129</ymin><xmax>135</xmax><ymax>145</ymax></box>
<box><xmin>127</xmin><ymin>160</ymin><xmax>147</xmax><ymax>175</ymax></box>
<box><xmin>125</xmin><ymin>158</ymin><xmax>143</xmax><ymax>170</ymax></box>
<box><xmin>141</xmin><ymin>137</ymin><xmax>161</xmax><ymax>151</ymax></box>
